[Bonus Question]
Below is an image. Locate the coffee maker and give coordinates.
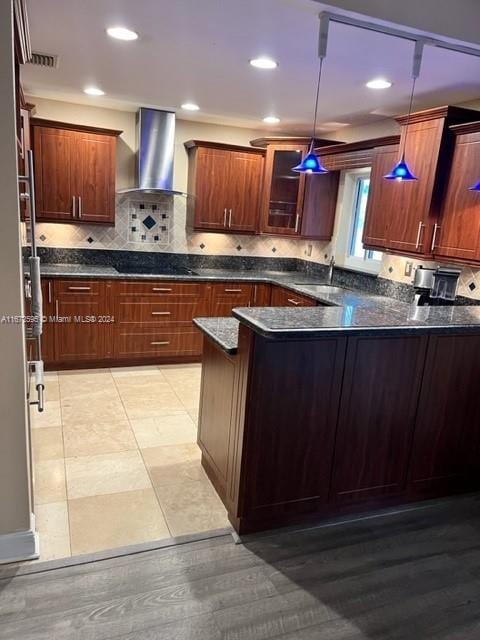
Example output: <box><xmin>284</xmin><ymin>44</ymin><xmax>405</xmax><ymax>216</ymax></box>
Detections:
<box><xmin>413</xmin><ymin>266</ymin><xmax>461</xmax><ymax>306</ymax></box>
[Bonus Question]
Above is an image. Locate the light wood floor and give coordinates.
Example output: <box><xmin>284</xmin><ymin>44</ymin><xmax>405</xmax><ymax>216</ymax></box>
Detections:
<box><xmin>1</xmin><ymin>495</ymin><xmax>480</xmax><ymax>639</ymax></box>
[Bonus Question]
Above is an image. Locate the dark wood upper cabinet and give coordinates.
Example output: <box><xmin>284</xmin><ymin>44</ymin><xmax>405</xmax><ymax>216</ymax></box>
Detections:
<box><xmin>301</xmin><ymin>171</ymin><xmax>340</xmax><ymax>240</ymax></box>
<box><xmin>185</xmin><ymin>141</ymin><xmax>265</xmax><ymax>233</ymax></box>
<box><xmin>254</xmin><ymin>138</ymin><xmax>341</xmax><ymax>240</ymax></box>
<box><xmin>31</xmin><ymin>119</ymin><xmax>121</xmax><ymax>225</ymax></box>
<box><xmin>363</xmin><ymin>106</ymin><xmax>480</xmax><ymax>258</ymax></box>
<box><xmin>362</xmin><ymin>145</ymin><xmax>399</xmax><ymax>250</ymax></box>
<box><xmin>259</xmin><ymin>143</ymin><xmax>308</xmax><ymax>236</ymax></box>
<box><xmin>74</xmin><ymin>131</ymin><xmax>116</xmax><ymax>223</ymax></box>
<box><xmin>433</xmin><ymin>122</ymin><xmax>480</xmax><ymax>263</ymax></box>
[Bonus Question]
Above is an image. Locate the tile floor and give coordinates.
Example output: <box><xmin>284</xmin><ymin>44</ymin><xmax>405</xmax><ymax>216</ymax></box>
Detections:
<box><xmin>31</xmin><ymin>364</ymin><xmax>230</xmax><ymax>561</ymax></box>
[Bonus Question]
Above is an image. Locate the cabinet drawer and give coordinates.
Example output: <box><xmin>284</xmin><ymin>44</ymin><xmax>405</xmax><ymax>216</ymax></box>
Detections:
<box><xmin>116</xmin><ymin>301</ymin><xmax>206</xmax><ymax>325</ymax></box>
<box><xmin>209</xmin><ymin>283</ymin><xmax>253</xmax><ymax>317</ymax></box>
<box><xmin>114</xmin><ymin>328</ymin><xmax>202</xmax><ymax>357</ymax></box>
<box><xmin>116</xmin><ymin>281</ymin><xmax>205</xmax><ymax>298</ymax></box>
<box><xmin>55</xmin><ymin>280</ymin><xmax>103</xmax><ymax>296</ymax></box>
<box><xmin>271</xmin><ymin>287</ymin><xmax>316</xmax><ymax>307</ymax></box>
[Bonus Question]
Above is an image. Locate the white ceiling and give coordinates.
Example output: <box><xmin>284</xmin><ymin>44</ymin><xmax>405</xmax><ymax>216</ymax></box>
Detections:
<box><xmin>22</xmin><ymin>0</ymin><xmax>480</xmax><ymax>135</ymax></box>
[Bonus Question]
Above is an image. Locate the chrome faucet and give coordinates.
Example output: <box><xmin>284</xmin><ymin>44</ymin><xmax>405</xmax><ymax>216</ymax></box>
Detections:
<box><xmin>328</xmin><ymin>256</ymin><xmax>335</xmax><ymax>284</ymax></box>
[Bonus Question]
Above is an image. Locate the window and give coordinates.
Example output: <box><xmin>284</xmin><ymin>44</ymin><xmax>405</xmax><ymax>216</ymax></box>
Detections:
<box><xmin>335</xmin><ymin>168</ymin><xmax>382</xmax><ymax>274</ymax></box>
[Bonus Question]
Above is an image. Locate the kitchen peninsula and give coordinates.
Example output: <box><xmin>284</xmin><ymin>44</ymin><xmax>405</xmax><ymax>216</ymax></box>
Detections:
<box><xmin>194</xmin><ymin>299</ymin><xmax>480</xmax><ymax>534</ymax></box>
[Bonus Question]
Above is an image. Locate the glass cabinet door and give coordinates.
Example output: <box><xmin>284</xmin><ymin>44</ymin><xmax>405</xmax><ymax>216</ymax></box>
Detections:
<box><xmin>262</xmin><ymin>145</ymin><xmax>307</xmax><ymax>234</ymax></box>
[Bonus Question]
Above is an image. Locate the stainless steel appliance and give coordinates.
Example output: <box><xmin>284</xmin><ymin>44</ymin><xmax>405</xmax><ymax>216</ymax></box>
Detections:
<box><xmin>117</xmin><ymin>108</ymin><xmax>186</xmax><ymax>196</ymax></box>
<box><xmin>20</xmin><ymin>149</ymin><xmax>44</xmax><ymax>414</ymax></box>
<box><xmin>412</xmin><ymin>265</ymin><xmax>460</xmax><ymax>306</ymax></box>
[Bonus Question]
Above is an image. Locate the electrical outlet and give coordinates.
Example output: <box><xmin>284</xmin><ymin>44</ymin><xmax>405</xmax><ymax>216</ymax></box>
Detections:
<box><xmin>306</xmin><ymin>244</ymin><xmax>313</xmax><ymax>257</ymax></box>
<box><xmin>404</xmin><ymin>261</ymin><xmax>413</xmax><ymax>277</ymax></box>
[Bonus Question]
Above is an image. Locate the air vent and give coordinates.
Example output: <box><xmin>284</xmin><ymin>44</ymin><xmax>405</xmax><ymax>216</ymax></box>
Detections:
<box><xmin>28</xmin><ymin>52</ymin><xmax>58</xmax><ymax>69</ymax></box>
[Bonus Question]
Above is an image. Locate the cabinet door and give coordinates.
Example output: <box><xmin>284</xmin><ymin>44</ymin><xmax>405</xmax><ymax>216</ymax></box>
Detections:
<box><xmin>228</xmin><ymin>152</ymin><xmax>263</xmax><ymax>233</ymax></box>
<box><xmin>243</xmin><ymin>337</ymin><xmax>346</xmax><ymax>518</ymax></box>
<box><xmin>362</xmin><ymin>145</ymin><xmax>399</xmax><ymax>250</ymax></box>
<box><xmin>193</xmin><ymin>147</ymin><xmax>232</xmax><ymax>230</ymax></box>
<box><xmin>434</xmin><ymin>133</ymin><xmax>480</xmax><ymax>262</ymax></box>
<box><xmin>54</xmin><ymin>280</ymin><xmax>109</xmax><ymax>362</ymax></box>
<box><xmin>409</xmin><ymin>335</ymin><xmax>480</xmax><ymax>496</ymax></box>
<box><xmin>251</xmin><ymin>284</ymin><xmax>271</xmax><ymax>306</ymax></box>
<box><xmin>74</xmin><ymin>131</ymin><xmax>116</xmax><ymax>224</ymax></box>
<box><xmin>301</xmin><ymin>171</ymin><xmax>339</xmax><ymax>240</ymax></box>
<box><xmin>33</xmin><ymin>126</ymin><xmax>75</xmax><ymax>221</ymax></box>
<box><xmin>331</xmin><ymin>335</ymin><xmax>427</xmax><ymax>504</ymax></box>
<box><xmin>260</xmin><ymin>145</ymin><xmax>307</xmax><ymax>235</ymax></box>
<box><xmin>386</xmin><ymin>119</ymin><xmax>443</xmax><ymax>255</ymax></box>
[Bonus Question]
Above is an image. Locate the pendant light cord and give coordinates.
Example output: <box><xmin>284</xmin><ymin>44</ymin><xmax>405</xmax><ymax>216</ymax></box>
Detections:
<box><xmin>401</xmin><ymin>75</ymin><xmax>417</xmax><ymax>158</ymax></box>
<box><xmin>310</xmin><ymin>56</ymin><xmax>324</xmax><ymax>150</ymax></box>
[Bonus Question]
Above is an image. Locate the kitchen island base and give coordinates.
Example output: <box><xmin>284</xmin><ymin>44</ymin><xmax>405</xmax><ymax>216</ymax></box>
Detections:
<box><xmin>197</xmin><ymin>325</ymin><xmax>480</xmax><ymax>535</ymax></box>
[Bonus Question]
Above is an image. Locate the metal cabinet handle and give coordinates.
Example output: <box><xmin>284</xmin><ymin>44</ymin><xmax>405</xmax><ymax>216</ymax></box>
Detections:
<box><xmin>67</xmin><ymin>286</ymin><xmax>91</xmax><ymax>291</ymax></box>
<box><xmin>294</xmin><ymin>214</ymin><xmax>300</xmax><ymax>233</ymax></box>
<box><xmin>229</xmin><ymin>209</ymin><xmax>232</xmax><ymax>227</ymax></box>
<box><xmin>415</xmin><ymin>221</ymin><xmax>425</xmax><ymax>249</ymax></box>
<box><xmin>150</xmin><ymin>341</ymin><xmax>170</xmax><ymax>346</ymax></box>
<box><xmin>48</xmin><ymin>281</ymin><xmax>52</xmax><ymax>303</ymax></box>
<box><xmin>287</xmin><ymin>298</ymin><xmax>301</xmax><ymax>305</ymax></box>
<box><xmin>152</xmin><ymin>287</ymin><xmax>172</xmax><ymax>292</ymax></box>
<box><xmin>224</xmin><ymin>288</ymin><xmax>242</xmax><ymax>293</ymax></box>
<box><xmin>151</xmin><ymin>311</ymin><xmax>171</xmax><ymax>316</ymax></box>
<box><xmin>55</xmin><ymin>299</ymin><xmax>59</xmax><ymax>317</ymax></box>
<box><xmin>223</xmin><ymin>208</ymin><xmax>227</xmax><ymax>227</ymax></box>
<box><xmin>78</xmin><ymin>196</ymin><xmax>82</xmax><ymax>219</ymax></box>
<box><xmin>431</xmin><ymin>223</ymin><xmax>440</xmax><ymax>252</ymax></box>
<box><xmin>72</xmin><ymin>195</ymin><xmax>76</xmax><ymax>218</ymax></box>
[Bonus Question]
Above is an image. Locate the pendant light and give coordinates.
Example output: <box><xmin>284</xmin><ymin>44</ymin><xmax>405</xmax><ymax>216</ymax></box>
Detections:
<box><xmin>385</xmin><ymin>40</ymin><xmax>424</xmax><ymax>182</ymax></box>
<box><xmin>293</xmin><ymin>16</ymin><xmax>329</xmax><ymax>174</ymax></box>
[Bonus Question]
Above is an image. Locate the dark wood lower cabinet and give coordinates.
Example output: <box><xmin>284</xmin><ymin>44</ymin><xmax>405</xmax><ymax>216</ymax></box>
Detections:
<box><xmin>198</xmin><ymin>328</ymin><xmax>480</xmax><ymax>534</ymax></box>
<box><xmin>40</xmin><ymin>278</ymin><xmax>278</xmax><ymax>367</ymax></box>
<box><xmin>53</xmin><ymin>280</ymin><xmax>113</xmax><ymax>362</ymax></box>
<box><xmin>241</xmin><ymin>334</ymin><xmax>346</xmax><ymax>522</ymax></box>
<box><xmin>330</xmin><ymin>335</ymin><xmax>427</xmax><ymax>504</ymax></box>
<box><xmin>409</xmin><ymin>334</ymin><xmax>480</xmax><ymax>495</ymax></box>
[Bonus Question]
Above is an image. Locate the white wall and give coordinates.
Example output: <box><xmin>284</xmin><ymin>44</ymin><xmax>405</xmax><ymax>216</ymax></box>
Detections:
<box><xmin>0</xmin><ymin>0</ymin><xmax>36</xmax><ymax>562</ymax></box>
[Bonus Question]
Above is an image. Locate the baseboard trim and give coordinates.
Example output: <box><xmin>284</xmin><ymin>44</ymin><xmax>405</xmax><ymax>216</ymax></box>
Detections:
<box><xmin>0</xmin><ymin>527</ymin><xmax>39</xmax><ymax>565</ymax></box>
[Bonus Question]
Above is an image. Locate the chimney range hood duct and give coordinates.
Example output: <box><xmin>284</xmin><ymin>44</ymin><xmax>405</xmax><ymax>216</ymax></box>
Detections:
<box><xmin>118</xmin><ymin>108</ymin><xmax>186</xmax><ymax>196</ymax></box>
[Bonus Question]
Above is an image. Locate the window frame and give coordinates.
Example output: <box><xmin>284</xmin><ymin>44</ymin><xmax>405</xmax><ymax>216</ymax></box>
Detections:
<box><xmin>334</xmin><ymin>167</ymin><xmax>382</xmax><ymax>275</ymax></box>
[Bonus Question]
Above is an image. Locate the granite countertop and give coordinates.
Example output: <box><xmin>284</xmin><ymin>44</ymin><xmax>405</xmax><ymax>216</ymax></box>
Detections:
<box><xmin>193</xmin><ymin>317</ymin><xmax>239</xmax><ymax>354</ymax></box>
<box><xmin>38</xmin><ymin>263</ymin><xmax>120</xmax><ymax>278</ymax></box>
<box><xmin>36</xmin><ymin>263</ymin><xmax>401</xmax><ymax>308</ymax></box>
<box><xmin>232</xmin><ymin>304</ymin><xmax>480</xmax><ymax>339</ymax></box>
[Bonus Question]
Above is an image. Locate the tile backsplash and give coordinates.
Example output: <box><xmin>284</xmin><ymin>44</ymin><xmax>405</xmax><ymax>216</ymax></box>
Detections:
<box><xmin>32</xmin><ymin>193</ymin><xmax>480</xmax><ymax>301</ymax></box>
<box><xmin>34</xmin><ymin>193</ymin><xmax>330</xmax><ymax>261</ymax></box>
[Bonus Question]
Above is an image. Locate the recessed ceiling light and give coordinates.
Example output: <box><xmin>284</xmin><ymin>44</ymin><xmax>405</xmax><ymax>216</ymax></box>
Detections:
<box><xmin>181</xmin><ymin>102</ymin><xmax>200</xmax><ymax>111</ymax></box>
<box><xmin>263</xmin><ymin>116</ymin><xmax>280</xmax><ymax>124</ymax></box>
<box><xmin>106</xmin><ymin>26</ymin><xmax>139</xmax><ymax>41</ymax></box>
<box><xmin>84</xmin><ymin>86</ymin><xmax>105</xmax><ymax>96</ymax></box>
<box><xmin>366</xmin><ymin>78</ymin><xmax>392</xmax><ymax>90</ymax></box>
<box><xmin>249</xmin><ymin>57</ymin><xmax>278</xmax><ymax>70</ymax></box>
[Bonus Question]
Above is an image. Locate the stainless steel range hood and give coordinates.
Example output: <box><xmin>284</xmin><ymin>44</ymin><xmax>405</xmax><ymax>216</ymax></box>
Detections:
<box><xmin>118</xmin><ymin>108</ymin><xmax>186</xmax><ymax>196</ymax></box>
